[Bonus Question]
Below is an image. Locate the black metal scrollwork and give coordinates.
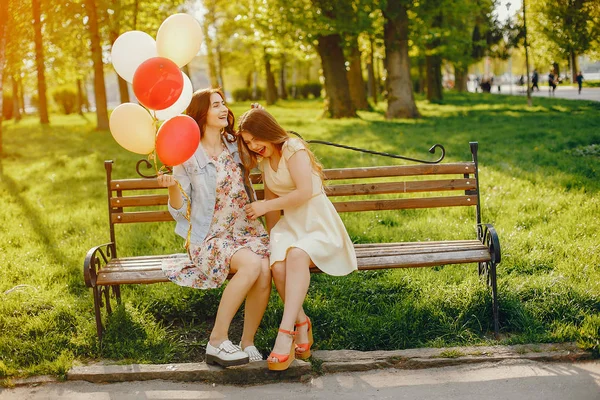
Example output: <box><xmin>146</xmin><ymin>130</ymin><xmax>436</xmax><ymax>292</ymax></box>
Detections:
<box><xmin>136</xmin><ymin>159</ymin><xmax>172</xmax><ymax>178</ymax></box>
<box><xmin>289</xmin><ymin>131</ymin><xmax>445</xmax><ymax>164</ymax></box>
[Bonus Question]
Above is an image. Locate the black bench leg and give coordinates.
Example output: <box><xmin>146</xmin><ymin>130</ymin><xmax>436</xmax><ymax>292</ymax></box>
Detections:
<box><xmin>490</xmin><ymin>262</ymin><xmax>499</xmax><ymax>339</ymax></box>
<box><xmin>113</xmin><ymin>285</ymin><xmax>122</xmax><ymax>304</ymax></box>
<box><xmin>92</xmin><ymin>286</ymin><xmax>104</xmax><ymax>341</ymax></box>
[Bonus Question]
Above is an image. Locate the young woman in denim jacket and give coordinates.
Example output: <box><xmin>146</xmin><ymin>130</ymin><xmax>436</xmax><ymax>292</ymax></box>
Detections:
<box><xmin>157</xmin><ymin>88</ymin><xmax>270</xmax><ymax>367</ymax></box>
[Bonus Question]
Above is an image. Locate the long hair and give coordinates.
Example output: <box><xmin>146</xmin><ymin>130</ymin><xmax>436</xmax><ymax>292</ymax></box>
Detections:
<box><xmin>185</xmin><ymin>88</ymin><xmax>236</xmax><ymax>143</ymax></box>
<box><xmin>237</xmin><ymin>108</ymin><xmax>324</xmax><ymax>182</ymax></box>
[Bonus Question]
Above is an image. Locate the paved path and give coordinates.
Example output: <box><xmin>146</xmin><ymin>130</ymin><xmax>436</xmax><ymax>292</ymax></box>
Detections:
<box><xmin>1</xmin><ymin>359</ymin><xmax>599</xmax><ymax>400</ymax></box>
<box><xmin>487</xmin><ymin>84</ymin><xmax>600</xmax><ymax>102</ymax></box>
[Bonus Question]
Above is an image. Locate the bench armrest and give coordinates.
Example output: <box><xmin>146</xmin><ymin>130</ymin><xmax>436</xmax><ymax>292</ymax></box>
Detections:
<box><xmin>83</xmin><ymin>242</ymin><xmax>116</xmax><ymax>288</ymax></box>
<box><xmin>478</xmin><ymin>223</ymin><xmax>501</xmax><ymax>264</ymax></box>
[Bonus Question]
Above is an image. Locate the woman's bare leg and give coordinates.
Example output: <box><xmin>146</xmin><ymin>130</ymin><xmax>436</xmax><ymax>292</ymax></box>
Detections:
<box><xmin>272</xmin><ymin>261</ymin><xmax>309</xmax><ymax>345</ymax></box>
<box><xmin>209</xmin><ymin>248</ymin><xmax>261</xmax><ymax>346</ymax></box>
<box><xmin>240</xmin><ymin>257</ymin><xmax>272</xmax><ymax>349</ymax></box>
<box><xmin>268</xmin><ymin>248</ymin><xmax>311</xmax><ymax>361</ymax></box>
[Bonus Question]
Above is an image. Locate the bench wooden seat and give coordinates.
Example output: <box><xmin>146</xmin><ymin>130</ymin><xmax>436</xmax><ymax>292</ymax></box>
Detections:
<box><xmin>84</xmin><ymin>141</ymin><xmax>501</xmax><ymax>341</ymax></box>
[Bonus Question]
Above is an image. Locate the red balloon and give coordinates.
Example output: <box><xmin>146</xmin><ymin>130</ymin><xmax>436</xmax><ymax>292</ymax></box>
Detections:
<box><xmin>132</xmin><ymin>57</ymin><xmax>183</xmax><ymax>111</ymax></box>
<box><xmin>156</xmin><ymin>115</ymin><xmax>200</xmax><ymax>166</ymax></box>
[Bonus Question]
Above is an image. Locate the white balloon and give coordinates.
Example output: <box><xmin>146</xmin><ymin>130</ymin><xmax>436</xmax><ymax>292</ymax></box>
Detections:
<box><xmin>109</xmin><ymin>103</ymin><xmax>156</xmax><ymax>154</ymax></box>
<box><xmin>154</xmin><ymin>72</ymin><xmax>194</xmax><ymax>121</ymax></box>
<box><xmin>111</xmin><ymin>31</ymin><xmax>158</xmax><ymax>83</ymax></box>
<box><xmin>156</xmin><ymin>14</ymin><xmax>202</xmax><ymax>68</ymax></box>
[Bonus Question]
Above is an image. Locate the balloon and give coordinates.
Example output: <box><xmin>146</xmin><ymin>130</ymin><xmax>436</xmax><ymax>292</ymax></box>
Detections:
<box><xmin>132</xmin><ymin>57</ymin><xmax>183</xmax><ymax>111</ymax></box>
<box><xmin>156</xmin><ymin>14</ymin><xmax>203</xmax><ymax>68</ymax></box>
<box><xmin>111</xmin><ymin>31</ymin><xmax>158</xmax><ymax>83</ymax></box>
<box><xmin>109</xmin><ymin>103</ymin><xmax>156</xmax><ymax>154</ymax></box>
<box><xmin>155</xmin><ymin>115</ymin><xmax>200</xmax><ymax>166</ymax></box>
<box><xmin>154</xmin><ymin>72</ymin><xmax>193</xmax><ymax>121</ymax></box>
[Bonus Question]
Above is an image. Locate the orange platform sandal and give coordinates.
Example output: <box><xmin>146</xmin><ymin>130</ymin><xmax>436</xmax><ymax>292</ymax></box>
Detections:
<box><xmin>267</xmin><ymin>328</ymin><xmax>296</xmax><ymax>371</ymax></box>
<box><xmin>294</xmin><ymin>317</ymin><xmax>314</xmax><ymax>360</ymax></box>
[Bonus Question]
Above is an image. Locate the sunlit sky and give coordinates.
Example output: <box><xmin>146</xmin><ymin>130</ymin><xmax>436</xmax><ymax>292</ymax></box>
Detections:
<box><xmin>494</xmin><ymin>0</ymin><xmax>522</xmax><ymax>23</ymax></box>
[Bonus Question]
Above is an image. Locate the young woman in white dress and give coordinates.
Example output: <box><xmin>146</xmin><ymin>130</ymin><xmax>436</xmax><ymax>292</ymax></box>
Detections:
<box><xmin>237</xmin><ymin>108</ymin><xmax>357</xmax><ymax>371</ymax></box>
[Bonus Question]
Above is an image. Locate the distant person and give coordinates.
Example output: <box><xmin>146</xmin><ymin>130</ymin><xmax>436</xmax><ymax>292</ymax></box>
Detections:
<box><xmin>576</xmin><ymin>71</ymin><xmax>584</xmax><ymax>94</ymax></box>
<box><xmin>531</xmin><ymin>70</ymin><xmax>539</xmax><ymax>92</ymax></box>
<box><xmin>518</xmin><ymin>75</ymin><xmax>525</xmax><ymax>86</ymax></box>
<box><xmin>548</xmin><ymin>70</ymin><xmax>557</xmax><ymax>96</ymax></box>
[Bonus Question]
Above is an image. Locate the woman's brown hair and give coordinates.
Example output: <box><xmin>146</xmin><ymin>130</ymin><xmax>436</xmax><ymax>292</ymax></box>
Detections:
<box><xmin>237</xmin><ymin>108</ymin><xmax>324</xmax><ymax>182</ymax></box>
<box><xmin>185</xmin><ymin>88</ymin><xmax>236</xmax><ymax>143</ymax></box>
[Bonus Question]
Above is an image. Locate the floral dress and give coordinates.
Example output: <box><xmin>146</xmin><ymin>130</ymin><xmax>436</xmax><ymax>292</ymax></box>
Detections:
<box><xmin>162</xmin><ymin>149</ymin><xmax>270</xmax><ymax>289</ymax></box>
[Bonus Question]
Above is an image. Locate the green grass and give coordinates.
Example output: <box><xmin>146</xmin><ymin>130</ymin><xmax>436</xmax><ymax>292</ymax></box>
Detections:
<box><xmin>0</xmin><ymin>93</ymin><xmax>599</xmax><ymax>381</ymax></box>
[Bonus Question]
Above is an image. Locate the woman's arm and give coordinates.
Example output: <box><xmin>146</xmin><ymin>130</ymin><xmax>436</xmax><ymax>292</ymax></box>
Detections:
<box><xmin>245</xmin><ymin>150</ymin><xmax>313</xmax><ymax>219</ymax></box>
<box><xmin>263</xmin><ymin>183</ymin><xmax>280</xmax><ymax>233</ymax></box>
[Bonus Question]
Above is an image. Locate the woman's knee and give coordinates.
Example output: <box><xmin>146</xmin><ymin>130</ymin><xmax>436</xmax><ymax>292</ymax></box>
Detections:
<box><xmin>286</xmin><ymin>248</ymin><xmax>310</xmax><ymax>268</ymax></box>
<box><xmin>234</xmin><ymin>252</ymin><xmax>263</xmax><ymax>280</ymax></box>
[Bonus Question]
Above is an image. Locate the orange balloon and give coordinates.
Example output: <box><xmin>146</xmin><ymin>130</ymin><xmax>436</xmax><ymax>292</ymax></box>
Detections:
<box><xmin>132</xmin><ymin>57</ymin><xmax>183</xmax><ymax>110</ymax></box>
<box><xmin>156</xmin><ymin>115</ymin><xmax>200</xmax><ymax>166</ymax></box>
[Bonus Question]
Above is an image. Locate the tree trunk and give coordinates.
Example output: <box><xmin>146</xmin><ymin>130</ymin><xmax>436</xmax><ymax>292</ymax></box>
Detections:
<box><xmin>76</xmin><ymin>78</ymin><xmax>84</xmax><ymax>115</ymax></box>
<box><xmin>278</xmin><ymin>54</ymin><xmax>288</xmax><ymax>100</ymax></box>
<box><xmin>383</xmin><ymin>2</ymin><xmax>419</xmax><ymax>119</ymax></box>
<box><xmin>264</xmin><ymin>51</ymin><xmax>278</xmax><ymax>105</ymax></box>
<box><xmin>426</xmin><ymin>48</ymin><xmax>443</xmax><ymax>102</ymax></box>
<box><xmin>12</xmin><ymin>76</ymin><xmax>21</xmax><ymax>121</ymax></box>
<box><xmin>19</xmin><ymin>79</ymin><xmax>25</xmax><ymax>114</ymax></box>
<box><xmin>109</xmin><ymin>0</ymin><xmax>129</xmax><ymax>103</ymax></box>
<box><xmin>570</xmin><ymin>51</ymin><xmax>579</xmax><ymax>82</ymax></box>
<box><xmin>202</xmin><ymin>22</ymin><xmax>219</xmax><ymax>88</ymax></box>
<box><xmin>32</xmin><ymin>0</ymin><xmax>49</xmax><ymax>124</ymax></box>
<box><xmin>216</xmin><ymin>36</ymin><xmax>224</xmax><ymax>91</ymax></box>
<box><xmin>366</xmin><ymin>36</ymin><xmax>377</xmax><ymax>104</ymax></box>
<box><xmin>0</xmin><ymin>0</ymin><xmax>8</xmax><ymax>155</ymax></box>
<box><xmin>347</xmin><ymin>37</ymin><xmax>369</xmax><ymax>110</ymax></box>
<box><xmin>85</xmin><ymin>0</ymin><xmax>109</xmax><ymax>130</ymax></box>
<box><xmin>418</xmin><ymin>57</ymin><xmax>425</xmax><ymax>94</ymax></box>
<box><xmin>316</xmin><ymin>34</ymin><xmax>356</xmax><ymax>118</ymax></box>
<box><xmin>454</xmin><ymin>64</ymin><xmax>468</xmax><ymax>92</ymax></box>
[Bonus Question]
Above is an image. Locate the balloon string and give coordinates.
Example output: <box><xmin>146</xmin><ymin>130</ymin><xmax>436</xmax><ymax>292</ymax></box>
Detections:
<box><xmin>174</xmin><ymin>180</ymin><xmax>193</xmax><ymax>257</ymax></box>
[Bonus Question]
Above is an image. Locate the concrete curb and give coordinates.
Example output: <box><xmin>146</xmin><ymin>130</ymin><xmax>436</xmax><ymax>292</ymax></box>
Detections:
<box><xmin>61</xmin><ymin>342</ymin><xmax>592</xmax><ymax>385</ymax></box>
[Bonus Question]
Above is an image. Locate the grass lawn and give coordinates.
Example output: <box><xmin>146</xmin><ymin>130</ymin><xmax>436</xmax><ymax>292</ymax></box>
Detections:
<box><xmin>0</xmin><ymin>92</ymin><xmax>599</xmax><ymax>381</ymax></box>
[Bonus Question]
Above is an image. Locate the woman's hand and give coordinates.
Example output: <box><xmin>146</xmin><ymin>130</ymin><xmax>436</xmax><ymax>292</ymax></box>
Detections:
<box><xmin>250</xmin><ymin>103</ymin><xmax>264</xmax><ymax>110</ymax></box>
<box><xmin>157</xmin><ymin>171</ymin><xmax>177</xmax><ymax>188</ymax></box>
<box><xmin>244</xmin><ymin>201</ymin><xmax>269</xmax><ymax>220</ymax></box>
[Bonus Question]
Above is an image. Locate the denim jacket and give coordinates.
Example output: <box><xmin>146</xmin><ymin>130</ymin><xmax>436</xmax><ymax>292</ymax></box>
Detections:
<box><xmin>168</xmin><ymin>139</ymin><xmax>249</xmax><ymax>245</ymax></box>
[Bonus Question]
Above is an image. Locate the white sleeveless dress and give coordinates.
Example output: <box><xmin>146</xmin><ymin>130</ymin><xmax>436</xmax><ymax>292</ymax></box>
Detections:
<box><xmin>261</xmin><ymin>138</ymin><xmax>357</xmax><ymax>276</ymax></box>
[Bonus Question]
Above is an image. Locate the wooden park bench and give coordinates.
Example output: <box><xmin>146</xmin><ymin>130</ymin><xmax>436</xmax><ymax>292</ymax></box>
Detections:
<box><xmin>84</xmin><ymin>141</ymin><xmax>501</xmax><ymax>342</ymax></box>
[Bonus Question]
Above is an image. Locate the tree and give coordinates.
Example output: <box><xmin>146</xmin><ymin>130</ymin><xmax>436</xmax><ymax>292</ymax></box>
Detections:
<box><xmin>84</xmin><ymin>0</ymin><xmax>109</xmax><ymax>130</ymax></box>
<box><xmin>32</xmin><ymin>0</ymin><xmax>49</xmax><ymax>124</ymax></box>
<box><xmin>382</xmin><ymin>0</ymin><xmax>419</xmax><ymax>119</ymax></box>
<box><xmin>534</xmin><ymin>0</ymin><xmax>598</xmax><ymax>79</ymax></box>
<box><xmin>0</xmin><ymin>0</ymin><xmax>9</xmax><ymax>155</ymax></box>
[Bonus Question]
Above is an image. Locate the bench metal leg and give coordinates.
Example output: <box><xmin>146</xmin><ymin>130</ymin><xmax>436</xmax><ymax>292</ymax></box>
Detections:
<box><xmin>92</xmin><ymin>286</ymin><xmax>104</xmax><ymax>341</ymax></box>
<box><xmin>490</xmin><ymin>262</ymin><xmax>499</xmax><ymax>339</ymax></box>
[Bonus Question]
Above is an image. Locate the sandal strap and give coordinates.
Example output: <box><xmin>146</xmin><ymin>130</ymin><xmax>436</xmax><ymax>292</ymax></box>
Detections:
<box><xmin>295</xmin><ymin>318</ymin><xmax>310</xmax><ymax>328</ymax></box>
<box><xmin>278</xmin><ymin>328</ymin><xmax>296</xmax><ymax>336</ymax></box>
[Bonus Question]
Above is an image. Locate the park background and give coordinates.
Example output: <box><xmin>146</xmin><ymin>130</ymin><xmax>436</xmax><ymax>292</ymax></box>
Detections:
<box><xmin>0</xmin><ymin>0</ymin><xmax>599</xmax><ymax>382</ymax></box>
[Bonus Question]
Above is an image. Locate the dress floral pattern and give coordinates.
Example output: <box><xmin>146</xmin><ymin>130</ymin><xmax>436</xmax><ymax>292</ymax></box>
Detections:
<box><xmin>162</xmin><ymin>149</ymin><xmax>270</xmax><ymax>289</ymax></box>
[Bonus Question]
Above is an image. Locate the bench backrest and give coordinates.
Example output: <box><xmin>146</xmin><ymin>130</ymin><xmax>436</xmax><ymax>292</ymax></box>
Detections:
<box><xmin>105</xmin><ymin>142</ymin><xmax>482</xmax><ymax>251</ymax></box>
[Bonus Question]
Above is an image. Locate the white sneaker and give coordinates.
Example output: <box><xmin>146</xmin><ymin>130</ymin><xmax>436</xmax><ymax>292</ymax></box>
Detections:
<box><xmin>240</xmin><ymin>343</ymin><xmax>263</xmax><ymax>362</ymax></box>
<box><xmin>206</xmin><ymin>340</ymin><xmax>249</xmax><ymax>367</ymax></box>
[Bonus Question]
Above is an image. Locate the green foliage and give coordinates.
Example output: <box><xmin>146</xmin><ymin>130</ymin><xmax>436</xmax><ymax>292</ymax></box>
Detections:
<box><xmin>232</xmin><ymin>87</ymin><xmax>265</xmax><ymax>102</ymax></box>
<box><xmin>578</xmin><ymin>315</ymin><xmax>600</xmax><ymax>357</ymax></box>
<box><xmin>51</xmin><ymin>87</ymin><xmax>79</xmax><ymax>115</ymax></box>
<box><xmin>0</xmin><ymin>94</ymin><xmax>599</xmax><ymax>379</ymax></box>
<box><xmin>291</xmin><ymin>82</ymin><xmax>323</xmax><ymax>99</ymax></box>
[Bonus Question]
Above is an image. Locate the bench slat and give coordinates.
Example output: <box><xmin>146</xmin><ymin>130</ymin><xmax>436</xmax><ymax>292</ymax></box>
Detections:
<box><xmin>255</xmin><ymin>178</ymin><xmax>477</xmax><ymax>200</ymax></box>
<box><xmin>333</xmin><ymin>195</ymin><xmax>478</xmax><ymax>212</ymax></box>
<box><xmin>95</xmin><ymin>241</ymin><xmax>490</xmax><ymax>285</ymax></box>
<box><xmin>111</xmin><ymin>211</ymin><xmax>173</xmax><ymax>223</ymax></box>
<box><xmin>111</xmin><ymin>179</ymin><xmax>161</xmax><ymax>190</ymax></box>
<box><xmin>110</xmin><ymin>195</ymin><xmax>168</xmax><ymax>208</ymax></box>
